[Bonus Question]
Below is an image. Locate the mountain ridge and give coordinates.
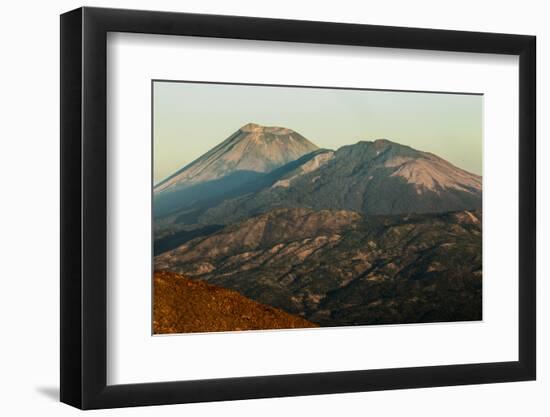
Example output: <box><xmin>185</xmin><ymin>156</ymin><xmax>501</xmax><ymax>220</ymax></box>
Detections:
<box><xmin>196</xmin><ymin>138</ymin><xmax>482</xmax><ymax>225</ymax></box>
<box><xmin>153</xmin><ymin>125</ymin><xmax>482</xmax><ymax>256</ymax></box>
<box><xmin>155</xmin><ymin>207</ymin><xmax>482</xmax><ymax>326</ymax></box>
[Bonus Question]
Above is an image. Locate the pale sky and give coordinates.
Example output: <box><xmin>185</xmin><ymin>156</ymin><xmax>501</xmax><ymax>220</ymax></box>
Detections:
<box><xmin>153</xmin><ymin>81</ymin><xmax>482</xmax><ymax>184</ymax></box>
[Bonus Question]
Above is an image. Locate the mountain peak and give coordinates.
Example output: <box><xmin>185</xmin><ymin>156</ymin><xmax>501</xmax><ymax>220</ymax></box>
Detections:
<box><xmin>155</xmin><ymin>124</ymin><xmax>319</xmax><ymax>194</ymax></box>
<box><xmin>337</xmin><ymin>139</ymin><xmax>418</xmax><ymax>161</ymax></box>
<box><xmin>354</xmin><ymin>138</ymin><xmax>407</xmax><ymax>148</ymax></box>
<box><xmin>373</xmin><ymin>138</ymin><xmax>396</xmax><ymax>147</ymax></box>
<box><xmin>240</xmin><ymin>122</ymin><xmax>294</xmax><ymax>136</ymax></box>
<box><xmin>240</xmin><ymin>122</ymin><xmax>263</xmax><ymax>132</ymax></box>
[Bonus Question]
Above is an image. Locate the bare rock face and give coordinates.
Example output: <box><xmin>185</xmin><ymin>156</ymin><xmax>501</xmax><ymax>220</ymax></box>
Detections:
<box><xmin>386</xmin><ymin>152</ymin><xmax>482</xmax><ymax>195</ymax></box>
<box><xmin>272</xmin><ymin>150</ymin><xmax>334</xmax><ymax>188</ymax></box>
<box><xmin>155</xmin><ymin>208</ymin><xmax>360</xmax><ymax>268</ymax></box>
<box><xmin>154</xmin><ymin>123</ymin><xmax>318</xmax><ymax>193</ymax></box>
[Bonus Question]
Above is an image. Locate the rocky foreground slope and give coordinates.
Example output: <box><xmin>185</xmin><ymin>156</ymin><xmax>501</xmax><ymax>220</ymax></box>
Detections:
<box><xmin>154</xmin><ymin>270</ymin><xmax>317</xmax><ymax>334</ymax></box>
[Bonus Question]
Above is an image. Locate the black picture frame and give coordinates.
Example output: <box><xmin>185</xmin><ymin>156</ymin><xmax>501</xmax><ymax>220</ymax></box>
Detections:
<box><xmin>60</xmin><ymin>6</ymin><xmax>536</xmax><ymax>410</ymax></box>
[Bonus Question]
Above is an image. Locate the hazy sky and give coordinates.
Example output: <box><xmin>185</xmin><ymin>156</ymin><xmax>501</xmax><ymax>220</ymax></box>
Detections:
<box><xmin>153</xmin><ymin>81</ymin><xmax>482</xmax><ymax>184</ymax></box>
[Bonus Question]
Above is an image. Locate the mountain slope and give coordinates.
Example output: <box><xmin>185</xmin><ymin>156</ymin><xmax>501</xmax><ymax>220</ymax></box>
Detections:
<box><xmin>155</xmin><ymin>123</ymin><xmax>318</xmax><ymax>193</ymax></box>
<box><xmin>155</xmin><ymin>208</ymin><xmax>482</xmax><ymax>326</ymax></box>
<box><xmin>153</xmin><ymin>149</ymin><xmax>334</xmax><ymax>251</ymax></box>
<box><xmin>196</xmin><ymin>139</ymin><xmax>482</xmax><ymax>225</ymax></box>
<box><xmin>154</xmin><ymin>270</ymin><xmax>318</xmax><ymax>334</ymax></box>
<box><xmin>153</xmin><ymin>123</ymin><xmax>319</xmax><ymax>218</ymax></box>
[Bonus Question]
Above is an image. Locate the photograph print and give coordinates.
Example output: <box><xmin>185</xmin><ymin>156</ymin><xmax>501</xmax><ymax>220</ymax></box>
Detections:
<box><xmin>152</xmin><ymin>81</ymin><xmax>483</xmax><ymax>335</ymax></box>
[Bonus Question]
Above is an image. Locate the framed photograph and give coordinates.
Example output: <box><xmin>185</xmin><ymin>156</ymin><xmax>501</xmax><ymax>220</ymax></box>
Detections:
<box><xmin>60</xmin><ymin>6</ymin><xmax>536</xmax><ymax>409</ymax></box>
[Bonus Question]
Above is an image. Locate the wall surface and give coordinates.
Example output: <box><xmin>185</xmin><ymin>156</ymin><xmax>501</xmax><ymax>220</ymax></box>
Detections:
<box><xmin>0</xmin><ymin>0</ymin><xmax>546</xmax><ymax>415</ymax></box>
